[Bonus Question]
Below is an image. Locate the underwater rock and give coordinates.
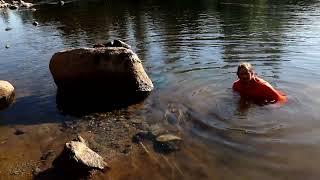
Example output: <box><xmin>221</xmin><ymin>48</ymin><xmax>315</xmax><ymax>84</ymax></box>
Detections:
<box><xmin>9</xmin><ymin>4</ymin><xmax>18</xmax><ymax>10</ymax></box>
<box><xmin>5</xmin><ymin>27</ymin><xmax>12</xmax><ymax>31</ymax></box>
<box><xmin>104</xmin><ymin>39</ymin><xmax>131</xmax><ymax>49</ymax></box>
<box><xmin>154</xmin><ymin>134</ymin><xmax>182</xmax><ymax>153</ymax></box>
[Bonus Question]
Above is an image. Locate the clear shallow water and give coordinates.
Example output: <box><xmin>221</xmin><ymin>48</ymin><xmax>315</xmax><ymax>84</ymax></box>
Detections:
<box><xmin>1</xmin><ymin>0</ymin><xmax>320</xmax><ymax>179</ymax></box>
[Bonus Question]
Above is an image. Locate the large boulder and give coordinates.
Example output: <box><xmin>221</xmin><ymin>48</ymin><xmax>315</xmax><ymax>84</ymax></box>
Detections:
<box><xmin>0</xmin><ymin>80</ymin><xmax>15</xmax><ymax>110</ymax></box>
<box><xmin>49</xmin><ymin>47</ymin><xmax>153</xmax><ymax>112</ymax></box>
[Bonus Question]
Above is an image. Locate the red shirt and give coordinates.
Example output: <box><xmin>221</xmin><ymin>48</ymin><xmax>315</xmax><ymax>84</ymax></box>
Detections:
<box><xmin>232</xmin><ymin>76</ymin><xmax>287</xmax><ymax>104</ymax></box>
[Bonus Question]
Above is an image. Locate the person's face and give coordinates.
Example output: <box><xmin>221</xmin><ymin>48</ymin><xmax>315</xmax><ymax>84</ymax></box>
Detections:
<box><xmin>238</xmin><ymin>68</ymin><xmax>253</xmax><ymax>84</ymax></box>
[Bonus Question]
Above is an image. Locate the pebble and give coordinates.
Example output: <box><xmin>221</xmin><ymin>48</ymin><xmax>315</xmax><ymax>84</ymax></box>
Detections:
<box><xmin>14</xmin><ymin>129</ymin><xmax>25</xmax><ymax>135</ymax></box>
<box><xmin>32</xmin><ymin>21</ymin><xmax>38</xmax><ymax>26</ymax></box>
<box><xmin>156</xmin><ymin>134</ymin><xmax>182</xmax><ymax>142</ymax></box>
<box><xmin>9</xmin><ymin>5</ymin><xmax>18</xmax><ymax>10</ymax></box>
<box><xmin>5</xmin><ymin>27</ymin><xmax>12</xmax><ymax>31</ymax></box>
<box><xmin>32</xmin><ymin>167</ymin><xmax>41</xmax><ymax>175</ymax></box>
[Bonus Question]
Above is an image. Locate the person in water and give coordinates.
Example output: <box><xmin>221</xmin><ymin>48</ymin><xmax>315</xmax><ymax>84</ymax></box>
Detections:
<box><xmin>232</xmin><ymin>63</ymin><xmax>287</xmax><ymax>104</ymax></box>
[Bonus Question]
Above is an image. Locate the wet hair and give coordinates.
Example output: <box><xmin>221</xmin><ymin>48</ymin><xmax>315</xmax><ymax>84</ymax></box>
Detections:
<box><xmin>236</xmin><ymin>62</ymin><xmax>254</xmax><ymax>76</ymax></box>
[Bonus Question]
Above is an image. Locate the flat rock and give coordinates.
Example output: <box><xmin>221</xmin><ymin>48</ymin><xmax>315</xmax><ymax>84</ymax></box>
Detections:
<box><xmin>156</xmin><ymin>134</ymin><xmax>182</xmax><ymax>142</ymax></box>
<box><xmin>154</xmin><ymin>134</ymin><xmax>182</xmax><ymax>153</ymax></box>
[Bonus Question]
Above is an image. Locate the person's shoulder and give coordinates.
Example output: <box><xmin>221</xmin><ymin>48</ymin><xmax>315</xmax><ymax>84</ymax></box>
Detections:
<box><xmin>232</xmin><ymin>79</ymin><xmax>240</xmax><ymax>91</ymax></box>
<box><xmin>253</xmin><ymin>76</ymin><xmax>271</xmax><ymax>86</ymax></box>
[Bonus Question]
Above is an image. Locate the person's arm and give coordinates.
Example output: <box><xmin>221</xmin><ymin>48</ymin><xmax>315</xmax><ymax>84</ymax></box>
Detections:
<box><xmin>261</xmin><ymin>82</ymin><xmax>287</xmax><ymax>103</ymax></box>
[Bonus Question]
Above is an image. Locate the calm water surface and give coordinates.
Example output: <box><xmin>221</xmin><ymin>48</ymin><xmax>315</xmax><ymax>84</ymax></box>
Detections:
<box><xmin>1</xmin><ymin>0</ymin><xmax>320</xmax><ymax>179</ymax></box>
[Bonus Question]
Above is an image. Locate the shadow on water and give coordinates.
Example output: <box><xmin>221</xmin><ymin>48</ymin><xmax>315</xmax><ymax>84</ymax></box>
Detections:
<box><xmin>56</xmin><ymin>88</ymin><xmax>151</xmax><ymax>117</ymax></box>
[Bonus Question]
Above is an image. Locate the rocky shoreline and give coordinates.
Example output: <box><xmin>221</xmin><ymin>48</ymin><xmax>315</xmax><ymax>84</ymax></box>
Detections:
<box><xmin>0</xmin><ymin>109</ymin><xmax>185</xmax><ymax>179</ymax></box>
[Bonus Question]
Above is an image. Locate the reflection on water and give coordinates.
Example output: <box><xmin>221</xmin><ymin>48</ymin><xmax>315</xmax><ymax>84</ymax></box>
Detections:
<box><xmin>1</xmin><ymin>0</ymin><xmax>320</xmax><ymax>179</ymax></box>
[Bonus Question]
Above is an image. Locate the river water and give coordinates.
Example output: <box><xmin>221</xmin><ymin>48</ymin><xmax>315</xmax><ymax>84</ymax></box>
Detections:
<box><xmin>1</xmin><ymin>0</ymin><xmax>320</xmax><ymax>179</ymax></box>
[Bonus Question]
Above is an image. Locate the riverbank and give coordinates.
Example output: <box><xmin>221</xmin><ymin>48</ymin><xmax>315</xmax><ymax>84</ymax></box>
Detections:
<box><xmin>0</xmin><ymin>111</ymin><xmax>150</xmax><ymax>179</ymax></box>
<box><xmin>0</xmin><ymin>109</ymin><xmax>213</xmax><ymax>180</ymax></box>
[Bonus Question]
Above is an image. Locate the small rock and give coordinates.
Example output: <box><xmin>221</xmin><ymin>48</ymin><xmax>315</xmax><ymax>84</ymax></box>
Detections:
<box><xmin>32</xmin><ymin>21</ymin><xmax>38</xmax><ymax>26</ymax></box>
<box><xmin>154</xmin><ymin>134</ymin><xmax>182</xmax><ymax>153</ymax></box>
<box><xmin>104</xmin><ymin>39</ymin><xmax>131</xmax><ymax>49</ymax></box>
<box><xmin>113</xmin><ymin>39</ymin><xmax>131</xmax><ymax>49</ymax></box>
<box><xmin>5</xmin><ymin>27</ymin><xmax>12</xmax><ymax>31</ymax></box>
<box><xmin>32</xmin><ymin>167</ymin><xmax>41</xmax><ymax>175</ymax></box>
<box><xmin>9</xmin><ymin>5</ymin><xmax>18</xmax><ymax>10</ymax></box>
<box><xmin>5</xmin><ymin>44</ymin><xmax>9</xmax><ymax>48</ymax></box>
<box><xmin>30</xmin><ymin>8</ymin><xmax>36</xmax><ymax>11</ymax></box>
<box><xmin>156</xmin><ymin>134</ymin><xmax>182</xmax><ymax>142</ymax></box>
<box><xmin>131</xmin><ymin>118</ymin><xmax>143</xmax><ymax>124</ymax></box>
<box><xmin>14</xmin><ymin>129</ymin><xmax>25</xmax><ymax>135</ymax></box>
<box><xmin>58</xmin><ymin>0</ymin><xmax>64</xmax><ymax>6</ymax></box>
<box><xmin>121</xmin><ymin>145</ymin><xmax>132</xmax><ymax>154</ymax></box>
<box><xmin>40</xmin><ymin>150</ymin><xmax>55</xmax><ymax>161</ymax></box>
<box><xmin>54</xmin><ymin>136</ymin><xmax>109</xmax><ymax>172</ymax></box>
<box><xmin>124</xmin><ymin>123</ymin><xmax>130</xmax><ymax>129</ymax></box>
<box><xmin>73</xmin><ymin>134</ymin><xmax>87</xmax><ymax>145</ymax></box>
<box><xmin>132</xmin><ymin>131</ymin><xmax>150</xmax><ymax>143</ymax></box>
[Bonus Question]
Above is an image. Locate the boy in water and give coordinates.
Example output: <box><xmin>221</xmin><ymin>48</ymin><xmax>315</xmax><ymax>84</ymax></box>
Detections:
<box><xmin>233</xmin><ymin>63</ymin><xmax>287</xmax><ymax>104</ymax></box>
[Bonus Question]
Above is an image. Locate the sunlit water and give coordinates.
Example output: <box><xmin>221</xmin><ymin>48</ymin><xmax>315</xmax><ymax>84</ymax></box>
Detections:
<box><xmin>1</xmin><ymin>0</ymin><xmax>320</xmax><ymax>179</ymax></box>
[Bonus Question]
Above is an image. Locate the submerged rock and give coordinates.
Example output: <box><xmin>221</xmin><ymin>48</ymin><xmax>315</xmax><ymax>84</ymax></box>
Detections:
<box><xmin>156</xmin><ymin>134</ymin><xmax>182</xmax><ymax>142</ymax></box>
<box><xmin>154</xmin><ymin>134</ymin><xmax>182</xmax><ymax>153</ymax></box>
<box><xmin>104</xmin><ymin>39</ymin><xmax>131</xmax><ymax>49</ymax></box>
<box><xmin>9</xmin><ymin>4</ymin><xmax>18</xmax><ymax>10</ymax></box>
<box><xmin>14</xmin><ymin>129</ymin><xmax>25</xmax><ymax>135</ymax></box>
<box><xmin>93</xmin><ymin>39</ymin><xmax>131</xmax><ymax>49</ymax></box>
<box><xmin>0</xmin><ymin>80</ymin><xmax>15</xmax><ymax>110</ymax></box>
<box><xmin>32</xmin><ymin>21</ymin><xmax>38</xmax><ymax>26</ymax></box>
<box><xmin>5</xmin><ymin>27</ymin><xmax>12</xmax><ymax>31</ymax></box>
<box><xmin>133</xmin><ymin>129</ymin><xmax>183</xmax><ymax>154</ymax></box>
